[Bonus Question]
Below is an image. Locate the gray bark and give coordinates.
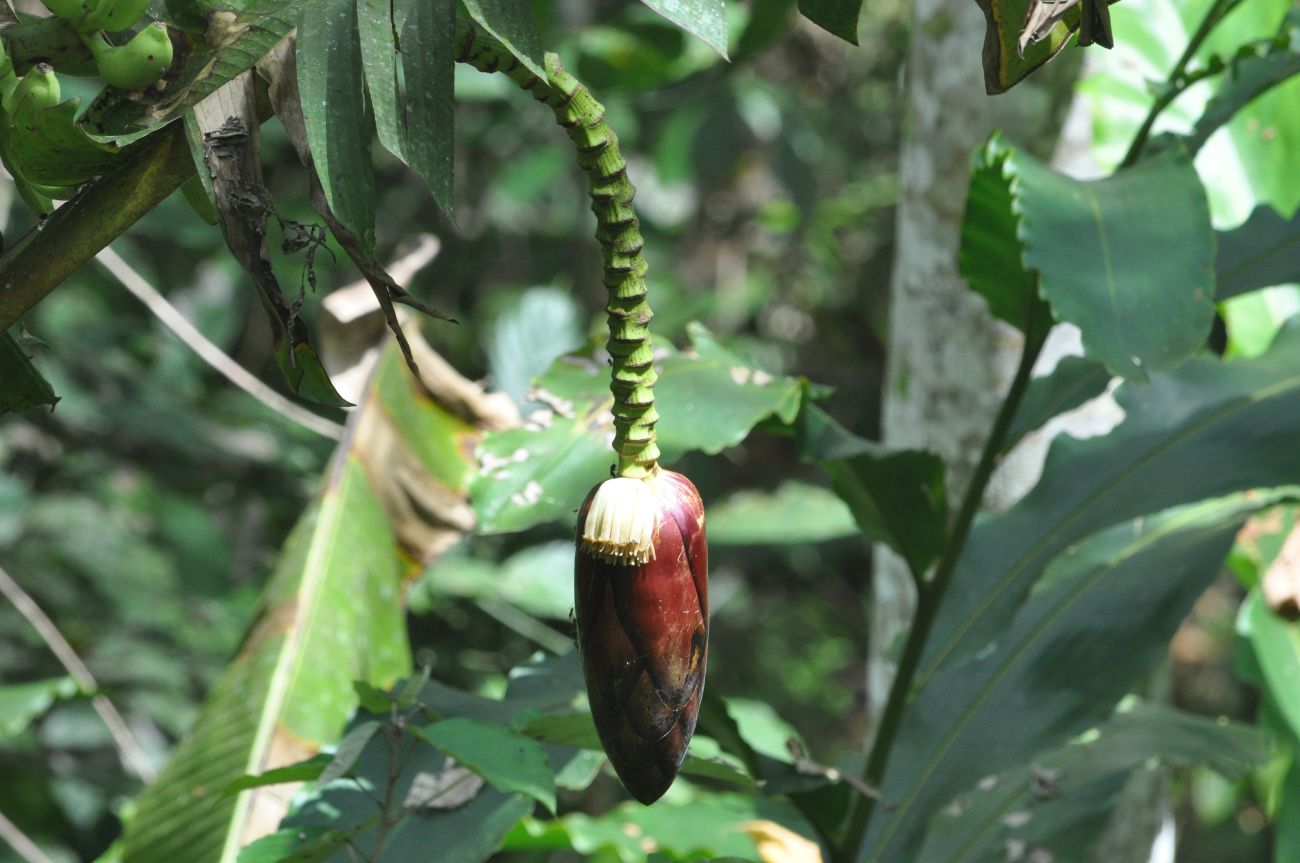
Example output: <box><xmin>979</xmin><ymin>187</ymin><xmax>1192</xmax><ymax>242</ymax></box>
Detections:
<box><xmin>869</xmin><ymin>0</ymin><xmax>1064</xmax><ymax>738</ymax></box>
<box><xmin>871</xmin><ymin>14</ymin><xmax>1158</xmax><ymax>858</ymax></box>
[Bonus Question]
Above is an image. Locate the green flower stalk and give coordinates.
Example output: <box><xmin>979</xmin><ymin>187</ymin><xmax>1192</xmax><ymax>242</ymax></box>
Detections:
<box><xmin>455</xmin><ymin>24</ymin><xmax>709</xmax><ymax>805</ymax></box>
<box><xmin>454</xmin><ymin>27</ymin><xmax>659</xmax><ymax>480</ymax></box>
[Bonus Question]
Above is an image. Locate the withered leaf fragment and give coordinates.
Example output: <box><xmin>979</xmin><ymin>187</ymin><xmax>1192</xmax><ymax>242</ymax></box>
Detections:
<box><xmin>574</xmin><ymin>470</ymin><xmax>708</xmax><ymax>804</ymax></box>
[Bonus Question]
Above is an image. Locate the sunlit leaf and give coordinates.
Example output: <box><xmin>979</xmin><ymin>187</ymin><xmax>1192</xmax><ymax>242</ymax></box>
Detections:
<box><xmin>1186</xmin><ymin>10</ymin><xmax>1300</xmax><ymax>155</ymax></box>
<box><xmin>121</xmin><ymin>337</ymin><xmax>484</xmax><ymax>863</ymax></box>
<box><xmin>1238</xmin><ymin>589</ymin><xmax>1300</xmax><ymax>744</ymax></box>
<box><xmin>416</xmin><ymin>718</ymin><xmax>557</xmax><ymax>813</ymax></box>
<box><xmin>640</xmin><ymin>0</ymin><xmax>730</xmax><ymax>56</ymax></box>
<box><xmin>1220</xmin><ymin>286</ymin><xmax>1300</xmax><ymax>358</ymax></box>
<box><xmin>1003</xmin><ymin>356</ymin><xmax>1111</xmax><ymax>452</ymax></box>
<box><xmin>411</xmin><ymin>541</ymin><xmax>572</xmax><ymax>619</ymax></box>
<box><xmin>0</xmin><ymin>676</ymin><xmax>78</xmax><ymax>738</ymax></box>
<box><xmin>1081</xmin><ymin>0</ymin><xmax>1300</xmax><ymax>219</ymax></box>
<box><xmin>471</xmin><ymin>323</ymin><xmax>805</xmax><ymax>534</ymax></box>
<box><xmin>707</xmin><ymin>481</ymin><xmax>858</xmax><ymax>546</ymax></box>
<box><xmin>504</xmin><ymin>793</ymin><xmax>815</xmax><ymax>860</ymax></box>
<box><xmin>966</xmin><ymin>133</ymin><xmax>1216</xmax><ymax>380</ymax></box>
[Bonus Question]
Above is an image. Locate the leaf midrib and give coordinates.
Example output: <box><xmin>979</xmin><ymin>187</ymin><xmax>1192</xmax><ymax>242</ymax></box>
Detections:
<box><xmin>867</xmin><ymin>498</ymin><xmax>1244</xmax><ymax>862</ymax></box>
<box><xmin>917</xmin><ymin>367</ymin><xmax>1300</xmax><ymax>691</ymax></box>
<box><xmin>218</xmin><ymin>457</ymin><xmax>359</xmax><ymax>863</ymax></box>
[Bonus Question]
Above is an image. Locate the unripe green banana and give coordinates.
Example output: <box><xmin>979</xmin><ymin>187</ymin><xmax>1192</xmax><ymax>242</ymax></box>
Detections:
<box><xmin>3</xmin><ymin>63</ymin><xmax>60</xmax><ymax>116</ymax></box>
<box><xmin>85</xmin><ymin>23</ymin><xmax>173</xmax><ymax>89</ymax></box>
<box><xmin>39</xmin><ymin>0</ymin><xmax>87</xmax><ymax>24</ymax></box>
<box><xmin>0</xmin><ymin>65</ymin><xmax>62</xmax><ymax>217</ymax></box>
<box><xmin>0</xmin><ymin>38</ymin><xmax>16</xmax><ymax>110</ymax></box>
<box><xmin>13</xmin><ymin>180</ymin><xmax>54</xmax><ymax>216</ymax></box>
<box><xmin>80</xmin><ymin>0</ymin><xmax>152</xmax><ymax>33</ymax></box>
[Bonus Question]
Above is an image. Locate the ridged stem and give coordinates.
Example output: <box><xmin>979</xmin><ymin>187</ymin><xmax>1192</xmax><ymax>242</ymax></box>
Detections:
<box><xmin>454</xmin><ymin>25</ymin><xmax>659</xmax><ymax>479</ymax></box>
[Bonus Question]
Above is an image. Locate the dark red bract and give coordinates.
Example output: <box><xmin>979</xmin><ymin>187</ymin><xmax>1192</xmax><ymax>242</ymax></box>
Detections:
<box><xmin>574</xmin><ymin>470</ymin><xmax>708</xmax><ymax>804</ymax></box>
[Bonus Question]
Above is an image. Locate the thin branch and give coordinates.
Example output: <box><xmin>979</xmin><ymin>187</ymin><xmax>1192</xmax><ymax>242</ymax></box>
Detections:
<box><xmin>96</xmin><ymin>247</ymin><xmax>344</xmax><ymax>441</ymax></box>
<box><xmin>1119</xmin><ymin>0</ymin><xmax>1242</xmax><ymax>167</ymax></box>
<box><xmin>0</xmin><ymin>562</ymin><xmax>158</xmax><ymax>782</ymax></box>
<box><xmin>0</xmin><ymin>809</ymin><xmax>55</xmax><ymax>863</ymax></box>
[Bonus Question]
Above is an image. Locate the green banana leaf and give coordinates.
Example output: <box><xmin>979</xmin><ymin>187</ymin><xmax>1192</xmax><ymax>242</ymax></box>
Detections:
<box><xmin>1215</xmin><ymin>204</ymin><xmax>1300</xmax><ymax>302</ymax></box>
<box><xmin>120</xmin><ymin>335</ymin><xmax>488</xmax><ymax>863</ymax></box>
<box><xmin>1001</xmin><ymin>355</ymin><xmax>1111</xmax><ymax>454</ymax></box>
<box><xmin>471</xmin><ymin>323</ymin><xmax>806</xmax><ymax>534</ymax></box>
<box><xmin>961</xmin><ymin>133</ymin><xmax>1215</xmax><ymax>381</ymax></box>
<box><xmin>297</xmin><ymin>0</ymin><xmax>377</xmax><ymax>255</ymax></box>
<box><xmin>639</xmin><ymin>0</ymin><xmax>730</xmax><ymax>57</ymax></box>
<box><xmin>918</xmin><ymin>702</ymin><xmax>1268</xmax><ymax>863</ymax></box>
<box><xmin>858</xmin><ymin>489</ymin><xmax>1296</xmax><ymax>862</ymax></box>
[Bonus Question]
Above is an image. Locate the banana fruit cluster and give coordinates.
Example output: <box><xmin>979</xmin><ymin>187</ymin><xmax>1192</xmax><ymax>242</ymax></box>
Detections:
<box><xmin>0</xmin><ymin>1</ymin><xmax>176</xmax><ymax>214</ymax></box>
<box><xmin>42</xmin><ymin>0</ymin><xmax>173</xmax><ymax>87</ymax></box>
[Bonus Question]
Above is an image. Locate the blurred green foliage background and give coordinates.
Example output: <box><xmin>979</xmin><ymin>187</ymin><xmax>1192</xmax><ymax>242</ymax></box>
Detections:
<box><xmin>0</xmin><ymin>2</ymin><xmax>908</xmax><ymax>857</ymax></box>
<box><xmin>5</xmin><ymin>0</ymin><xmax>1298</xmax><ymax>858</ymax></box>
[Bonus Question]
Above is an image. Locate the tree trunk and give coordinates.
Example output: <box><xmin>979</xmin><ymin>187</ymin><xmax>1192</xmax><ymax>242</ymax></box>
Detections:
<box><xmin>869</xmin><ymin>0</ymin><xmax>1042</xmax><ymax>737</ymax></box>
<box><xmin>871</xmin><ymin>12</ymin><xmax>1161</xmax><ymax>858</ymax></box>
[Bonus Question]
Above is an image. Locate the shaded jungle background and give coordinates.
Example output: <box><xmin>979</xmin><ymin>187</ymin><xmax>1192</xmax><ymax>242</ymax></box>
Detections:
<box><xmin>0</xmin><ymin>0</ymin><xmax>1280</xmax><ymax>859</ymax></box>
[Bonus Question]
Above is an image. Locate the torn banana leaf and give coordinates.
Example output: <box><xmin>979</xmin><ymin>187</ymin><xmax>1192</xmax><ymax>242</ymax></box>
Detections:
<box><xmin>119</xmin><ymin>332</ymin><xmax>506</xmax><ymax>863</ymax></box>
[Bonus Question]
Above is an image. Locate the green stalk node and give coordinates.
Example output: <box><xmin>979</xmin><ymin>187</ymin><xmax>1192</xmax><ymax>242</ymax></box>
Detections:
<box><xmin>454</xmin><ymin>24</ymin><xmax>660</xmax><ymax>480</ymax></box>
